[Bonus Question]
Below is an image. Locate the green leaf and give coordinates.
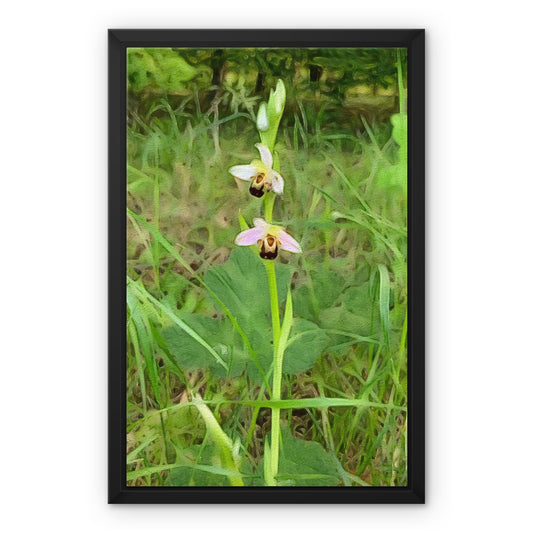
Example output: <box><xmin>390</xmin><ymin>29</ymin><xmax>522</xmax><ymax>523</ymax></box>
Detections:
<box><xmin>205</xmin><ymin>248</ymin><xmax>293</xmax><ymax>331</ymax></box>
<box><xmin>390</xmin><ymin>112</ymin><xmax>407</xmax><ymax>155</ymax></box>
<box><xmin>319</xmin><ymin>305</ymin><xmax>374</xmax><ymax>339</ymax></box>
<box><xmin>204</xmin><ymin>247</ymin><xmax>294</xmax><ymax>381</ymax></box>
<box><xmin>161</xmin><ymin>314</ymin><xmax>247</xmax><ymax>378</ymax></box>
<box><xmin>342</xmin><ymin>284</ymin><xmax>374</xmax><ymax>316</ymax></box>
<box><xmin>168</xmin><ymin>463</ymin><xmax>229</xmax><ymax>486</ymax></box>
<box><xmin>276</xmin><ymin>288</ymin><xmax>294</xmax><ymax>373</ymax></box>
<box><xmin>292</xmin><ymin>285</ymin><xmax>316</xmax><ymax>322</ymax></box>
<box><xmin>166</xmin><ymin>440</ymin><xmax>251</xmax><ymax>487</ymax></box>
<box><xmin>277</xmin><ymin>431</ymin><xmax>342</xmax><ymax>486</ymax></box>
<box><xmin>310</xmin><ymin>265</ymin><xmax>346</xmax><ymax>308</ymax></box>
<box><xmin>238</xmin><ymin>212</ymin><xmax>249</xmax><ymax>231</ymax></box>
<box><xmin>292</xmin><ymin>262</ymin><xmax>346</xmax><ymax>322</ymax></box>
<box><xmin>283</xmin><ymin>319</ymin><xmax>330</xmax><ymax>374</ymax></box>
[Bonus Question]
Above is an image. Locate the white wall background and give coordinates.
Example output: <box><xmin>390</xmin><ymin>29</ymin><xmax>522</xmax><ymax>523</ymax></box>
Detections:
<box><xmin>2</xmin><ymin>1</ymin><xmax>531</xmax><ymax>531</ymax></box>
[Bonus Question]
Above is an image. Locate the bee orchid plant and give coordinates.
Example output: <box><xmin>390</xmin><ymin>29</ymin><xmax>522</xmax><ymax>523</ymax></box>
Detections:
<box><xmin>229</xmin><ymin>80</ymin><xmax>300</xmax><ymax>485</ymax></box>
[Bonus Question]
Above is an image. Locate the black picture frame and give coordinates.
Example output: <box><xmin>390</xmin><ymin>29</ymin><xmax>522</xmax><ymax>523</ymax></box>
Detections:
<box><xmin>109</xmin><ymin>29</ymin><xmax>425</xmax><ymax>504</ymax></box>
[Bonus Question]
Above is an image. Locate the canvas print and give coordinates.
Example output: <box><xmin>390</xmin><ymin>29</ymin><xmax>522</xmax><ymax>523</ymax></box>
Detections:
<box><xmin>126</xmin><ymin>47</ymin><xmax>408</xmax><ymax>487</ymax></box>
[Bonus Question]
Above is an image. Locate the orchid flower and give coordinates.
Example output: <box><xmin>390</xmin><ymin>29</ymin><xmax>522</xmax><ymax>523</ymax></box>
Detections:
<box><xmin>229</xmin><ymin>144</ymin><xmax>284</xmax><ymax>197</ymax></box>
<box><xmin>235</xmin><ymin>218</ymin><xmax>301</xmax><ymax>260</ymax></box>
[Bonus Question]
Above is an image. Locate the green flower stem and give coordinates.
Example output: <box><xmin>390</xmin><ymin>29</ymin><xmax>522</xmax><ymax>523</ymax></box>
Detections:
<box><xmin>264</xmin><ymin>191</ymin><xmax>275</xmax><ymax>224</ymax></box>
<box><xmin>265</xmin><ymin>260</ymin><xmax>281</xmax><ymax>355</ymax></box>
<box><xmin>259</xmin><ymin>81</ymin><xmax>287</xmax><ymax>486</ymax></box>
<box><xmin>264</xmin><ymin>259</ymin><xmax>281</xmax><ymax>485</ymax></box>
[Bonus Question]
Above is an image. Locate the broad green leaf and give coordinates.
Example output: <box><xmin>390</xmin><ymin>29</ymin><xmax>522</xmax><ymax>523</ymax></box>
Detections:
<box><xmin>162</xmin><ymin>314</ymin><xmax>247</xmax><ymax>378</ymax></box>
<box><xmin>292</xmin><ymin>285</ymin><xmax>317</xmax><ymax>322</ymax></box>
<box><xmin>277</xmin><ymin>432</ymin><xmax>342</xmax><ymax>486</ymax></box>
<box><xmin>205</xmin><ymin>246</ymin><xmax>293</xmax><ymax>345</ymax></box>
<box><xmin>319</xmin><ymin>305</ymin><xmax>374</xmax><ymax>339</ymax></box>
<box><xmin>283</xmin><ymin>319</ymin><xmax>330</xmax><ymax>374</ymax></box>
<box><xmin>292</xmin><ymin>262</ymin><xmax>346</xmax><ymax>322</ymax></box>
<box><xmin>342</xmin><ymin>284</ymin><xmax>375</xmax><ymax>316</ymax></box>
<box><xmin>203</xmin><ymin>247</ymin><xmax>294</xmax><ymax>382</ymax></box>
<box><xmin>311</xmin><ymin>265</ymin><xmax>346</xmax><ymax>309</ymax></box>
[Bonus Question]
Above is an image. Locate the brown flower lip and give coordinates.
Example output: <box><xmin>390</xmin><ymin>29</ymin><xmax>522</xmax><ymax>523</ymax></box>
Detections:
<box><xmin>259</xmin><ymin>234</ymin><xmax>279</xmax><ymax>260</ymax></box>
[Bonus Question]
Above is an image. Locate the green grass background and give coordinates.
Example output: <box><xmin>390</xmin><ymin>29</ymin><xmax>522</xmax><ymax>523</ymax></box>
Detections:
<box><xmin>125</xmin><ymin>47</ymin><xmax>407</xmax><ymax>487</ymax></box>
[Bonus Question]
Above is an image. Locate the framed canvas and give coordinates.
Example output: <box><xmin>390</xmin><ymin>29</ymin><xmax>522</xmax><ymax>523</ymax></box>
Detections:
<box><xmin>109</xmin><ymin>29</ymin><xmax>425</xmax><ymax>503</ymax></box>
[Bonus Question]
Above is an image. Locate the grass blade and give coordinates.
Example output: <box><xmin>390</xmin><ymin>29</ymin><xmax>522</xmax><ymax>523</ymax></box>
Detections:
<box><xmin>377</xmin><ymin>264</ymin><xmax>391</xmax><ymax>350</ymax></box>
<box><xmin>235</xmin><ymin>397</ymin><xmax>405</xmax><ymax>411</ymax></box>
<box><xmin>128</xmin><ymin>277</ymin><xmax>228</xmax><ymax>371</ymax></box>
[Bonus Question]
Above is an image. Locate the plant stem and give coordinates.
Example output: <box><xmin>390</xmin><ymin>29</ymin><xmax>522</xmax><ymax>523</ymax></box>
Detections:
<box><xmin>264</xmin><ymin>191</ymin><xmax>275</xmax><ymax>224</ymax></box>
<box><xmin>264</xmin><ymin>259</ymin><xmax>281</xmax><ymax>485</ymax></box>
<box><xmin>260</xmin><ymin>87</ymin><xmax>285</xmax><ymax>485</ymax></box>
<box><xmin>265</xmin><ymin>260</ymin><xmax>281</xmax><ymax>354</ymax></box>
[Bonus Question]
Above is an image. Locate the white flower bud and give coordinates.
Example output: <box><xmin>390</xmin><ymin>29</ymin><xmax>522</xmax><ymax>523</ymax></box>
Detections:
<box><xmin>256</xmin><ymin>102</ymin><xmax>269</xmax><ymax>131</ymax></box>
<box><xmin>273</xmin><ymin>79</ymin><xmax>286</xmax><ymax>114</ymax></box>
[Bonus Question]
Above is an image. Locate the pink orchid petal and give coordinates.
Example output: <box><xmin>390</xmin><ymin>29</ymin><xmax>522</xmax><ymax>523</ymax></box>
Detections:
<box><xmin>229</xmin><ymin>164</ymin><xmax>257</xmax><ymax>181</ymax></box>
<box><xmin>255</xmin><ymin>143</ymin><xmax>273</xmax><ymax>168</ymax></box>
<box><xmin>279</xmin><ymin>230</ymin><xmax>302</xmax><ymax>253</ymax></box>
<box><xmin>252</xmin><ymin>217</ymin><xmax>269</xmax><ymax>229</ymax></box>
<box><xmin>270</xmin><ymin>170</ymin><xmax>285</xmax><ymax>195</ymax></box>
<box><xmin>235</xmin><ymin>226</ymin><xmax>266</xmax><ymax>246</ymax></box>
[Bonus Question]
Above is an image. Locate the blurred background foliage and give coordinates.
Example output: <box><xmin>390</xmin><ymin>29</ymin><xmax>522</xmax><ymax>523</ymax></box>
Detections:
<box><xmin>128</xmin><ymin>47</ymin><xmax>406</xmax><ymax>128</ymax></box>
<box><xmin>126</xmin><ymin>47</ymin><xmax>408</xmax><ymax>487</ymax></box>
